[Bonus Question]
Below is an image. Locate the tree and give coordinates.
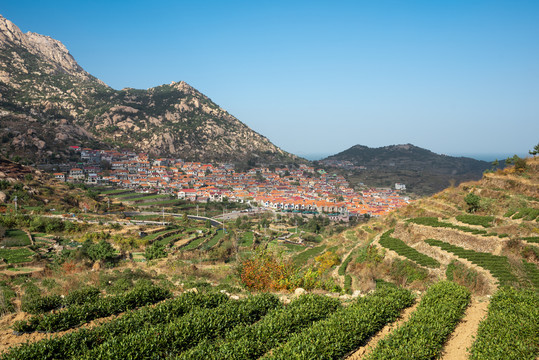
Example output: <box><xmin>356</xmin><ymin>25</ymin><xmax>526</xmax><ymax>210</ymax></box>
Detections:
<box><xmin>464</xmin><ymin>193</ymin><xmax>481</xmax><ymax>213</ymax></box>
<box><xmin>87</xmin><ymin>240</ymin><xmax>115</xmax><ymax>263</ymax></box>
<box><xmin>529</xmin><ymin>143</ymin><xmax>539</xmax><ymax>157</ymax></box>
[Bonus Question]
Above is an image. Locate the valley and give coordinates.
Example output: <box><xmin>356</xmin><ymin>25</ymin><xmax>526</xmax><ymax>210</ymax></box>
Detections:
<box><xmin>0</xmin><ymin>12</ymin><xmax>537</xmax><ymax>360</ymax></box>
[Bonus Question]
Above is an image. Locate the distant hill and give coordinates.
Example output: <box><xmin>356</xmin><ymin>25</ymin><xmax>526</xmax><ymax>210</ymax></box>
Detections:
<box><xmin>331</xmin><ymin>155</ymin><xmax>539</xmax><ymax>295</ymax></box>
<box><xmin>322</xmin><ymin>144</ymin><xmax>492</xmax><ymax>195</ymax></box>
<box><xmin>0</xmin><ymin>14</ymin><xmax>296</xmax><ymax>164</ymax></box>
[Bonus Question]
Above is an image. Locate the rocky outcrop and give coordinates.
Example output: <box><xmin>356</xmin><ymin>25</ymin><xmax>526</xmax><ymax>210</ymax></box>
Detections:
<box><xmin>0</xmin><ymin>14</ymin><xmax>296</xmax><ymax>164</ymax></box>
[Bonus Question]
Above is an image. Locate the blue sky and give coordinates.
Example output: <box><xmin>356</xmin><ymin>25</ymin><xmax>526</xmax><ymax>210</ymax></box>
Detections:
<box><xmin>2</xmin><ymin>0</ymin><xmax>538</xmax><ymax>160</ymax></box>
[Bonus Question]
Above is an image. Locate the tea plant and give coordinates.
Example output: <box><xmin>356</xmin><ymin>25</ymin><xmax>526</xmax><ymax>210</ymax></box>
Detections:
<box><xmin>80</xmin><ymin>293</ymin><xmax>280</xmax><ymax>359</ymax></box>
<box><xmin>425</xmin><ymin>239</ymin><xmax>519</xmax><ymax>286</ymax></box>
<box><xmin>367</xmin><ymin>281</ymin><xmax>470</xmax><ymax>359</ymax></box>
<box><xmin>264</xmin><ymin>285</ymin><xmax>414</xmax><ymax>359</ymax></box>
<box><xmin>379</xmin><ymin>230</ymin><xmax>440</xmax><ymax>268</ymax></box>
<box><xmin>2</xmin><ymin>292</ymin><xmax>229</xmax><ymax>360</ymax></box>
<box><xmin>179</xmin><ymin>294</ymin><xmax>341</xmax><ymax>359</ymax></box>
<box><xmin>469</xmin><ymin>287</ymin><xmax>539</xmax><ymax>360</ymax></box>
<box><xmin>13</xmin><ymin>283</ymin><xmax>171</xmax><ymax>333</ymax></box>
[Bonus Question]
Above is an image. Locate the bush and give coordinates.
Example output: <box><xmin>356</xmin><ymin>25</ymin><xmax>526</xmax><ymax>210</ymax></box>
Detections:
<box><xmin>368</xmin><ymin>281</ymin><xmax>471</xmax><ymax>359</ymax></box>
<box><xmin>380</xmin><ymin>230</ymin><xmax>440</xmax><ymax>268</ymax></box>
<box><xmin>455</xmin><ymin>214</ymin><xmax>494</xmax><ymax>228</ymax></box>
<box><xmin>86</xmin><ymin>240</ymin><xmax>116</xmax><ymax>263</ymax></box>
<box><xmin>390</xmin><ymin>259</ymin><xmax>429</xmax><ymax>285</ymax></box>
<box><xmin>144</xmin><ymin>243</ymin><xmax>167</xmax><ymax>260</ymax></box>
<box><xmin>464</xmin><ymin>193</ymin><xmax>481</xmax><ymax>213</ymax></box>
<box><xmin>469</xmin><ymin>287</ymin><xmax>538</xmax><ymax>360</ymax></box>
<box><xmin>238</xmin><ymin>249</ymin><xmax>296</xmax><ymax>291</ymax></box>
<box><xmin>21</xmin><ymin>294</ymin><xmax>62</xmax><ymax>315</ymax></box>
<box><xmin>266</xmin><ymin>286</ymin><xmax>414</xmax><ymax>359</ymax></box>
<box><xmin>64</xmin><ymin>287</ymin><xmax>101</xmax><ymax>306</ymax></box>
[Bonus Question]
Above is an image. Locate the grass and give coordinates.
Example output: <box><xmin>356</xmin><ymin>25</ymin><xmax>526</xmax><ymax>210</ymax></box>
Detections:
<box><xmin>127</xmin><ymin>194</ymin><xmax>173</xmax><ymax>202</ymax></box>
<box><xmin>239</xmin><ymin>232</ymin><xmax>254</xmax><ymax>247</ymax></box>
<box><xmin>133</xmin><ymin>200</ymin><xmax>183</xmax><ymax>207</ymax></box>
<box><xmin>0</xmin><ymin>248</ymin><xmax>35</xmax><ymax>263</ymax></box>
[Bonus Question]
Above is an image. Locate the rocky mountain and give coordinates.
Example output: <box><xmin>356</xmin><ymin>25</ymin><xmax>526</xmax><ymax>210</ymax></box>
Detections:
<box><xmin>322</xmin><ymin>144</ymin><xmax>492</xmax><ymax>195</ymax></box>
<box><xmin>0</xmin><ymin>14</ymin><xmax>295</xmax><ymax>164</ymax></box>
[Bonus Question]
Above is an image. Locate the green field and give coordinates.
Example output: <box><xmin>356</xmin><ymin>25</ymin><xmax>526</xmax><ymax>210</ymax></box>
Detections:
<box><xmin>0</xmin><ymin>247</ymin><xmax>35</xmax><ymax>263</ymax></box>
<box><xmin>202</xmin><ymin>230</ymin><xmax>225</xmax><ymax>250</ymax></box>
<box><xmin>239</xmin><ymin>231</ymin><xmax>254</xmax><ymax>247</ymax></box>
<box><xmin>293</xmin><ymin>245</ymin><xmax>326</xmax><ymax>265</ymax></box>
<box><xmin>0</xmin><ymin>229</ymin><xmax>31</xmax><ymax>247</ymax></box>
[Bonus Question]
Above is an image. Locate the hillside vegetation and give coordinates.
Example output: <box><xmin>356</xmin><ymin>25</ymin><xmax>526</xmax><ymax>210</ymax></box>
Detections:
<box><xmin>0</xmin><ymin>157</ymin><xmax>536</xmax><ymax>359</ymax></box>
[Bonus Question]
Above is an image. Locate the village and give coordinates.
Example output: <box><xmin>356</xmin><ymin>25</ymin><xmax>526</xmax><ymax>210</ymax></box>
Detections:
<box><xmin>48</xmin><ymin>147</ymin><xmax>410</xmax><ymax>219</ymax></box>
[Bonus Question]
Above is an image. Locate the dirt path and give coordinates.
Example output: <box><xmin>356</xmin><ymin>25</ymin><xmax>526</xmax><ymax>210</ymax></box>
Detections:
<box><xmin>346</xmin><ymin>300</ymin><xmax>420</xmax><ymax>360</ymax></box>
<box><xmin>440</xmin><ymin>296</ymin><xmax>490</xmax><ymax>360</ymax></box>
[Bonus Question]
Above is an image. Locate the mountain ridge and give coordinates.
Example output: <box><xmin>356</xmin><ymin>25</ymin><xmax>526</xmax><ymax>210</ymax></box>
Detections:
<box><xmin>0</xmin><ymin>14</ymin><xmax>296</xmax><ymax>164</ymax></box>
<box><xmin>322</xmin><ymin>143</ymin><xmax>492</xmax><ymax>195</ymax></box>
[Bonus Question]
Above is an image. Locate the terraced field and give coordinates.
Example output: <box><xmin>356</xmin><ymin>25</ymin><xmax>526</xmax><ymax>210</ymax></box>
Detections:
<box><xmin>2</xmin><ymin>282</ymin><xmax>534</xmax><ymax>359</ymax></box>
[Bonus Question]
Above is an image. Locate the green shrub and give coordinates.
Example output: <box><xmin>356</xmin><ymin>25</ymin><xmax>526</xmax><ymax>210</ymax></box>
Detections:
<box><xmin>425</xmin><ymin>239</ymin><xmax>518</xmax><ymax>286</ymax></box>
<box><xmin>455</xmin><ymin>214</ymin><xmax>494</xmax><ymax>228</ymax></box>
<box><xmin>63</xmin><ymin>287</ymin><xmax>101</xmax><ymax>306</ymax></box>
<box><xmin>390</xmin><ymin>259</ymin><xmax>429</xmax><ymax>285</ymax></box>
<box><xmin>368</xmin><ymin>281</ymin><xmax>470</xmax><ymax>360</ymax></box>
<box><xmin>380</xmin><ymin>230</ymin><xmax>440</xmax><ymax>268</ymax></box>
<box><xmin>179</xmin><ymin>294</ymin><xmax>341</xmax><ymax>360</ymax></box>
<box><xmin>21</xmin><ymin>294</ymin><xmax>62</xmax><ymax>314</ymax></box>
<box><xmin>14</xmin><ymin>283</ymin><xmax>171</xmax><ymax>333</ymax></box>
<box><xmin>144</xmin><ymin>243</ymin><xmax>167</xmax><ymax>260</ymax></box>
<box><xmin>469</xmin><ymin>287</ymin><xmax>539</xmax><ymax>360</ymax></box>
<box><xmin>2</xmin><ymin>292</ymin><xmax>229</xmax><ymax>360</ymax></box>
<box><xmin>265</xmin><ymin>286</ymin><xmax>414</xmax><ymax>359</ymax></box>
<box><xmin>464</xmin><ymin>193</ymin><xmax>481</xmax><ymax>213</ymax></box>
<box><xmin>81</xmin><ymin>293</ymin><xmax>280</xmax><ymax>359</ymax></box>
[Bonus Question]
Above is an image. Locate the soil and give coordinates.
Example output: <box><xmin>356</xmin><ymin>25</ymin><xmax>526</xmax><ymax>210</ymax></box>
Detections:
<box><xmin>440</xmin><ymin>296</ymin><xmax>490</xmax><ymax>360</ymax></box>
<box><xmin>346</xmin><ymin>300</ymin><xmax>420</xmax><ymax>359</ymax></box>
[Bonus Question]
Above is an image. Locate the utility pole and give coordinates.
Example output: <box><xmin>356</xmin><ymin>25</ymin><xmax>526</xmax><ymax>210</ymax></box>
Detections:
<box><xmin>162</xmin><ymin>207</ymin><xmax>165</xmax><ymax>225</ymax></box>
<box><xmin>13</xmin><ymin>196</ymin><xmax>17</xmax><ymax>213</ymax></box>
<box><xmin>196</xmin><ymin>204</ymin><xmax>199</xmax><ymax>217</ymax></box>
<box><xmin>223</xmin><ymin>206</ymin><xmax>226</xmax><ymax>233</ymax></box>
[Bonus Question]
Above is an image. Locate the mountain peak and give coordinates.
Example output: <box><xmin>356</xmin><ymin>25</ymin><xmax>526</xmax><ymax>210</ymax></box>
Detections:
<box><xmin>0</xmin><ymin>13</ymin><xmax>25</xmax><ymax>47</ymax></box>
<box><xmin>0</xmin><ymin>13</ymin><xmax>94</xmax><ymax>80</ymax></box>
<box><xmin>0</xmin><ymin>14</ymin><xmax>295</xmax><ymax>164</ymax></box>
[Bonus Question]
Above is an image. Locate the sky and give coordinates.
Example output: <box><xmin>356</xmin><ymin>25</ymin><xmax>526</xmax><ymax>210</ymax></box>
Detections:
<box><xmin>2</xmin><ymin>0</ymin><xmax>538</xmax><ymax>160</ymax></box>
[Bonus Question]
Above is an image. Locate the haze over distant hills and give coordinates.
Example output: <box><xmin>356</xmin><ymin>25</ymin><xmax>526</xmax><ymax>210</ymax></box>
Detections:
<box><xmin>322</xmin><ymin>144</ymin><xmax>492</xmax><ymax>195</ymax></box>
<box><xmin>0</xmin><ymin>14</ymin><xmax>296</xmax><ymax>164</ymax></box>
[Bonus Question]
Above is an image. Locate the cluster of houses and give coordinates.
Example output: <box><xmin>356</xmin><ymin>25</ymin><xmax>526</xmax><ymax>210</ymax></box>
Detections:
<box><xmin>51</xmin><ymin>147</ymin><xmax>410</xmax><ymax>219</ymax></box>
